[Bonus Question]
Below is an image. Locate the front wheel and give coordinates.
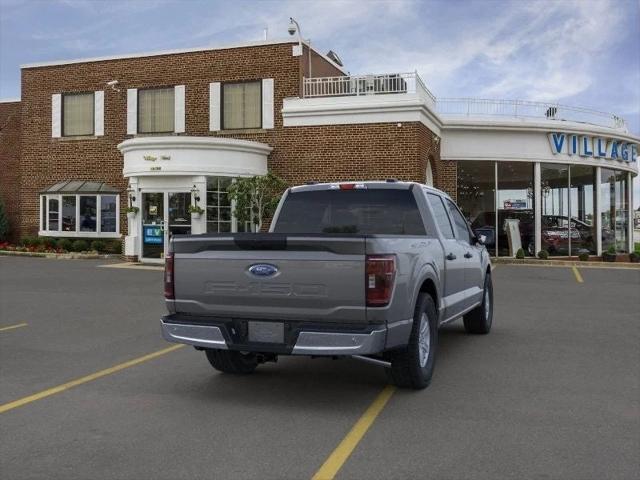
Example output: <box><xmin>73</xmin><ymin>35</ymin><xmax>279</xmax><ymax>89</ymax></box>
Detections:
<box><xmin>386</xmin><ymin>293</ymin><xmax>438</xmax><ymax>389</ymax></box>
<box><xmin>205</xmin><ymin>349</ymin><xmax>259</xmax><ymax>374</ymax></box>
<box><xmin>463</xmin><ymin>272</ymin><xmax>493</xmax><ymax>334</ymax></box>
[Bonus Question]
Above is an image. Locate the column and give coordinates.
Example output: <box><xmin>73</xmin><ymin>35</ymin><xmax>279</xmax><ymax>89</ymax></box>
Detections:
<box><xmin>595</xmin><ymin>167</ymin><xmax>602</xmax><ymax>256</ymax></box>
<box><xmin>534</xmin><ymin>162</ymin><xmax>541</xmax><ymax>255</ymax></box>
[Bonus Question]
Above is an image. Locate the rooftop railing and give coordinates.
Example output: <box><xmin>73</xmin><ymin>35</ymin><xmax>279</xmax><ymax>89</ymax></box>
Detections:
<box><xmin>303</xmin><ymin>72</ymin><xmax>436</xmax><ymax>104</ymax></box>
<box><xmin>436</xmin><ymin>98</ymin><xmax>627</xmax><ymax>131</ymax></box>
<box><xmin>301</xmin><ymin>73</ymin><xmax>627</xmax><ymax>131</ymax></box>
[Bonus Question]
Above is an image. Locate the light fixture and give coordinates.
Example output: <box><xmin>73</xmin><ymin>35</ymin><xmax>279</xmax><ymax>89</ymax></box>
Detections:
<box><xmin>288</xmin><ymin>17</ymin><xmax>311</xmax><ymax>79</ymax></box>
<box><xmin>191</xmin><ymin>185</ymin><xmax>200</xmax><ymax>203</ymax></box>
<box><xmin>126</xmin><ymin>187</ymin><xmax>136</xmax><ymax>204</ymax></box>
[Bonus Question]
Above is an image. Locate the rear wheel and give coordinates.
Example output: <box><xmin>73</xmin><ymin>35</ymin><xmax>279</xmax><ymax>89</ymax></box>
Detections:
<box><xmin>205</xmin><ymin>349</ymin><xmax>259</xmax><ymax>374</ymax></box>
<box><xmin>463</xmin><ymin>272</ymin><xmax>493</xmax><ymax>334</ymax></box>
<box><xmin>386</xmin><ymin>293</ymin><xmax>438</xmax><ymax>389</ymax></box>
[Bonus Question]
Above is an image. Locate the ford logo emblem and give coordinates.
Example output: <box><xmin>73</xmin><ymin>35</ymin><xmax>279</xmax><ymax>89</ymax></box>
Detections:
<box><xmin>248</xmin><ymin>264</ymin><xmax>279</xmax><ymax>277</ymax></box>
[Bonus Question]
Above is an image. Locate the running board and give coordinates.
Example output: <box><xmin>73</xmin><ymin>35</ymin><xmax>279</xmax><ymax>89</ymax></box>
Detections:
<box><xmin>351</xmin><ymin>355</ymin><xmax>391</xmax><ymax>368</ymax></box>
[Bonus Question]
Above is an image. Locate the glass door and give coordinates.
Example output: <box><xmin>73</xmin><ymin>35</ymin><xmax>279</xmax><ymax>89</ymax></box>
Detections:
<box><xmin>141</xmin><ymin>192</ymin><xmax>165</xmax><ymax>261</ymax></box>
<box><xmin>168</xmin><ymin>192</ymin><xmax>191</xmax><ymax>240</ymax></box>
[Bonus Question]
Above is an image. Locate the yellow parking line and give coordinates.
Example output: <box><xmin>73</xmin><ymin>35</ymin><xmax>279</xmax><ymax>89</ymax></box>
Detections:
<box><xmin>0</xmin><ymin>344</ymin><xmax>184</xmax><ymax>414</ymax></box>
<box><xmin>312</xmin><ymin>385</ymin><xmax>396</xmax><ymax>480</ymax></box>
<box><xmin>0</xmin><ymin>323</ymin><xmax>28</xmax><ymax>332</ymax></box>
<box><xmin>572</xmin><ymin>266</ymin><xmax>584</xmax><ymax>283</ymax></box>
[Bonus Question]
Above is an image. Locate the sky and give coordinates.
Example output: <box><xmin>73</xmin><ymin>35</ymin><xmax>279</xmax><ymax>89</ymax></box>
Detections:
<box><xmin>1</xmin><ymin>0</ymin><xmax>639</xmax><ymax>205</ymax></box>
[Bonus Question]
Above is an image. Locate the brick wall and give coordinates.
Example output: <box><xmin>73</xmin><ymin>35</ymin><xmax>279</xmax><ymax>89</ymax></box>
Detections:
<box><xmin>0</xmin><ymin>101</ymin><xmax>21</xmax><ymax>241</ymax></box>
<box><xmin>18</xmin><ymin>42</ymin><xmax>304</xmax><ymax>239</ymax></box>
<box><xmin>17</xmin><ymin>41</ymin><xmax>442</xmax><ymax>239</ymax></box>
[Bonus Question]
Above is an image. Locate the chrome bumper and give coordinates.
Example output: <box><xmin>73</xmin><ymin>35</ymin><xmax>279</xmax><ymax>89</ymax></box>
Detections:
<box><xmin>160</xmin><ymin>319</ymin><xmax>387</xmax><ymax>356</ymax></box>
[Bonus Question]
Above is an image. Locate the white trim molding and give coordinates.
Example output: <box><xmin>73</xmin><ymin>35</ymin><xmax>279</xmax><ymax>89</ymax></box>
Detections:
<box><xmin>51</xmin><ymin>94</ymin><xmax>61</xmax><ymax>138</ymax></box>
<box><xmin>262</xmin><ymin>78</ymin><xmax>274</xmax><ymax>129</ymax></box>
<box><xmin>20</xmin><ymin>38</ymin><xmax>347</xmax><ymax>74</ymax></box>
<box><xmin>118</xmin><ymin>136</ymin><xmax>271</xmax><ymax>178</ymax></box>
<box><xmin>282</xmin><ymin>94</ymin><xmax>443</xmax><ymax>136</ymax></box>
<box><xmin>127</xmin><ymin>88</ymin><xmax>137</xmax><ymax>135</ymax></box>
<box><xmin>209</xmin><ymin>82</ymin><xmax>221</xmax><ymax>131</ymax></box>
<box><xmin>174</xmin><ymin>85</ymin><xmax>186</xmax><ymax>133</ymax></box>
<box><xmin>94</xmin><ymin>90</ymin><xmax>104</xmax><ymax>136</ymax></box>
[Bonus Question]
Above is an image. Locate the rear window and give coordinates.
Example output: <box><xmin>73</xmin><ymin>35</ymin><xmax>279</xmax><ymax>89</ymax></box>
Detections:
<box><xmin>273</xmin><ymin>189</ymin><xmax>426</xmax><ymax>235</ymax></box>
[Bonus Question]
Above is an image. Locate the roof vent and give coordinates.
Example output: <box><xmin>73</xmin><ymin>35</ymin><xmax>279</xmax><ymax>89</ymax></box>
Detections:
<box><xmin>326</xmin><ymin>50</ymin><xmax>344</xmax><ymax>67</ymax></box>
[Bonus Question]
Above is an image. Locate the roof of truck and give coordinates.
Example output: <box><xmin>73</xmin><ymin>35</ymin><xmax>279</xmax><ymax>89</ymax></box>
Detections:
<box><xmin>289</xmin><ymin>180</ymin><xmax>451</xmax><ymax>198</ymax></box>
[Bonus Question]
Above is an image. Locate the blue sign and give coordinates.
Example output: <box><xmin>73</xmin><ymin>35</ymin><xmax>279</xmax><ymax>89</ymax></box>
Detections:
<box><xmin>548</xmin><ymin>132</ymin><xmax>638</xmax><ymax>163</ymax></box>
<box><xmin>144</xmin><ymin>226</ymin><xmax>163</xmax><ymax>245</ymax></box>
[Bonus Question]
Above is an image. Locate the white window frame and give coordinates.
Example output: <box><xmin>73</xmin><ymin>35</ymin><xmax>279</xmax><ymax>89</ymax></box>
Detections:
<box><xmin>61</xmin><ymin>91</ymin><xmax>96</xmax><ymax>137</ymax></box>
<box><xmin>39</xmin><ymin>194</ymin><xmax>120</xmax><ymax>238</ymax></box>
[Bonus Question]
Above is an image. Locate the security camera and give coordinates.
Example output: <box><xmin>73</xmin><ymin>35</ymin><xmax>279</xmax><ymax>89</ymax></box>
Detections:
<box><xmin>106</xmin><ymin>80</ymin><xmax>121</xmax><ymax>92</ymax></box>
<box><xmin>288</xmin><ymin>18</ymin><xmax>297</xmax><ymax>36</ymax></box>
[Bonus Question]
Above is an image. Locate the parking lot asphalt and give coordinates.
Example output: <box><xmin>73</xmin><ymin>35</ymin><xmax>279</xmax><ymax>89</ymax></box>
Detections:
<box><xmin>0</xmin><ymin>257</ymin><xmax>638</xmax><ymax>480</ymax></box>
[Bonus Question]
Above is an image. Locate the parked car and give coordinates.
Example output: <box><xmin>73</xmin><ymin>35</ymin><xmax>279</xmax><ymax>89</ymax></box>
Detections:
<box><xmin>161</xmin><ymin>181</ymin><xmax>493</xmax><ymax>389</ymax></box>
<box><xmin>470</xmin><ymin>209</ymin><xmax>535</xmax><ymax>255</ymax></box>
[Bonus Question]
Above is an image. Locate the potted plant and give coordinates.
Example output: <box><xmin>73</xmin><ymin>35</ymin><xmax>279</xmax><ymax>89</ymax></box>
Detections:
<box><xmin>537</xmin><ymin>249</ymin><xmax>549</xmax><ymax>260</ymax></box>
<box><xmin>515</xmin><ymin>248</ymin><xmax>525</xmax><ymax>259</ymax></box>
<box><xmin>630</xmin><ymin>246</ymin><xmax>640</xmax><ymax>263</ymax></box>
<box><xmin>126</xmin><ymin>206</ymin><xmax>139</xmax><ymax>221</ymax></box>
<box><xmin>578</xmin><ymin>252</ymin><xmax>590</xmax><ymax>262</ymax></box>
<box><xmin>188</xmin><ymin>205</ymin><xmax>204</xmax><ymax>220</ymax></box>
<box><xmin>602</xmin><ymin>245</ymin><xmax>617</xmax><ymax>262</ymax></box>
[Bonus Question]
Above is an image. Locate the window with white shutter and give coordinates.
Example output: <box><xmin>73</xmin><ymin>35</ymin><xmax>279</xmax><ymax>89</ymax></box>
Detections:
<box><xmin>262</xmin><ymin>78</ymin><xmax>274</xmax><ymax>129</ymax></box>
<box><xmin>94</xmin><ymin>90</ymin><xmax>104</xmax><ymax>136</ymax></box>
<box><xmin>174</xmin><ymin>85</ymin><xmax>185</xmax><ymax>133</ymax></box>
<box><xmin>127</xmin><ymin>89</ymin><xmax>137</xmax><ymax>135</ymax></box>
<box><xmin>51</xmin><ymin>94</ymin><xmax>62</xmax><ymax>138</ymax></box>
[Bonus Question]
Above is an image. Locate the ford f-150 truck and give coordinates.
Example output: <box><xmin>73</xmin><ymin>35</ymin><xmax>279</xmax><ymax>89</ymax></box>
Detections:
<box><xmin>161</xmin><ymin>181</ymin><xmax>493</xmax><ymax>389</ymax></box>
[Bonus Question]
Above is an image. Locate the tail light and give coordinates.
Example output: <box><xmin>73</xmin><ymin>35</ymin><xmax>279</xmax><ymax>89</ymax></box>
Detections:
<box><xmin>164</xmin><ymin>252</ymin><xmax>174</xmax><ymax>299</ymax></box>
<box><xmin>366</xmin><ymin>255</ymin><xmax>396</xmax><ymax>307</ymax></box>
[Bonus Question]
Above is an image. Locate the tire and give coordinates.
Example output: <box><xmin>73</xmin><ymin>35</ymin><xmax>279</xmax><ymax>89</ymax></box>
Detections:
<box><xmin>386</xmin><ymin>293</ymin><xmax>438</xmax><ymax>390</ymax></box>
<box><xmin>463</xmin><ymin>272</ymin><xmax>493</xmax><ymax>334</ymax></box>
<box><xmin>205</xmin><ymin>349</ymin><xmax>259</xmax><ymax>374</ymax></box>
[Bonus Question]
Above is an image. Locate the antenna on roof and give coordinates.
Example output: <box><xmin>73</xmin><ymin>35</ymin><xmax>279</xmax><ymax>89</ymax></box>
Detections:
<box><xmin>263</xmin><ymin>27</ymin><xmax>268</xmax><ymax>40</ymax></box>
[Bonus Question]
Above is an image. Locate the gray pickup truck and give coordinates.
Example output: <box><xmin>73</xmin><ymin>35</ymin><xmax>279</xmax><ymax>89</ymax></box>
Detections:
<box><xmin>161</xmin><ymin>181</ymin><xmax>492</xmax><ymax>389</ymax></box>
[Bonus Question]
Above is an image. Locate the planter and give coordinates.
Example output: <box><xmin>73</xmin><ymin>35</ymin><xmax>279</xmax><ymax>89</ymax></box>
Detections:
<box><xmin>602</xmin><ymin>253</ymin><xmax>617</xmax><ymax>262</ymax></box>
<box><xmin>629</xmin><ymin>253</ymin><xmax>640</xmax><ymax>263</ymax></box>
<box><xmin>127</xmin><ymin>212</ymin><xmax>137</xmax><ymax>221</ymax></box>
<box><xmin>191</xmin><ymin>212</ymin><xmax>202</xmax><ymax>220</ymax></box>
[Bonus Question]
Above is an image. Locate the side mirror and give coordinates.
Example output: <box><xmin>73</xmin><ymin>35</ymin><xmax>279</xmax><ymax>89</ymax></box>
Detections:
<box><xmin>474</xmin><ymin>234</ymin><xmax>486</xmax><ymax>245</ymax></box>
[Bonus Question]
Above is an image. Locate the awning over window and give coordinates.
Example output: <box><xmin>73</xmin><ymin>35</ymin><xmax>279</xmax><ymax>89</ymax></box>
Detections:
<box><xmin>40</xmin><ymin>180</ymin><xmax>120</xmax><ymax>194</ymax></box>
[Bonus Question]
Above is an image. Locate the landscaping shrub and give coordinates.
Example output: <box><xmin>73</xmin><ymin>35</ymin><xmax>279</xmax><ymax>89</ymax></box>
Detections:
<box><xmin>537</xmin><ymin>249</ymin><xmax>549</xmax><ymax>260</ymax></box>
<box><xmin>578</xmin><ymin>252</ymin><xmax>589</xmax><ymax>261</ymax></box>
<box><xmin>90</xmin><ymin>240</ymin><xmax>106</xmax><ymax>252</ymax></box>
<box><xmin>515</xmin><ymin>248</ymin><xmax>525</xmax><ymax>259</ymax></box>
<box><xmin>20</xmin><ymin>236</ymin><xmax>39</xmax><ymax>247</ymax></box>
<box><xmin>71</xmin><ymin>239</ymin><xmax>89</xmax><ymax>252</ymax></box>
<box><xmin>58</xmin><ymin>238</ymin><xmax>73</xmax><ymax>252</ymax></box>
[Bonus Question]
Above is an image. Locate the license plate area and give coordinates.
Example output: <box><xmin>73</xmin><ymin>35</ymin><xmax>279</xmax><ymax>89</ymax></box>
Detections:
<box><xmin>248</xmin><ymin>321</ymin><xmax>284</xmax><ymax>344</ymax></box>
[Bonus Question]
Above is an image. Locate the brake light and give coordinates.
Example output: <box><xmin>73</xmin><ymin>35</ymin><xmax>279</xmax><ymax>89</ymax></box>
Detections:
<box><xmin>164</xmin><ymin>252</ymin><xmax>174</xmax><ymax>299</ymax></box>
<box><xmin>366</xmin><ymin>255</ymin><xmax>396</xmax><ymax>307</ymax></box>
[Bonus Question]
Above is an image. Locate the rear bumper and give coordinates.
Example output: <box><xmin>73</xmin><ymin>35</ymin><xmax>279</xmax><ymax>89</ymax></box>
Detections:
<box><xmin>160</xmin><ymin>316</ymin><xmax>387</xmax><ymax>356</ymax></box>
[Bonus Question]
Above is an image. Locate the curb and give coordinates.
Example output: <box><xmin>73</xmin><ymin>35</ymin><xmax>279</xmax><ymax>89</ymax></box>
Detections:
<box><xmin>492</xmin><ymin>257</ymin><xmax>640</xmax><ymax>269</ymax></box>
<box><xmin>0</xmin><ymin>250</ymin><xmax>121</xmax><ymax>260</ymax></box>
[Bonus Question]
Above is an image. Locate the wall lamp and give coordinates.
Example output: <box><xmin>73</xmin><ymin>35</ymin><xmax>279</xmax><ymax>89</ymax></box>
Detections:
<box><xmin>191</xmin><ymin>185</ymin><xmax>201</xmax><ymax>203</ymax></box>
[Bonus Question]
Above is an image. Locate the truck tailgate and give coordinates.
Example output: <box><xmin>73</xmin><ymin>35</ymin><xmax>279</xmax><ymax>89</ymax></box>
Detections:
<box><xmin>172</xmin><ymin>234</ymin><xmax>367</xmax><ymax>323</ymax></box>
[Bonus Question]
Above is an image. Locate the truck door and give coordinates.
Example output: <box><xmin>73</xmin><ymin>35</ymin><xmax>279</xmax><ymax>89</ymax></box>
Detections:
<box><xmin>426</xmin><ymin>193</ymin><xmax>468</xmax><ymax>320</ymax></box>
<box><xmin>445</xmin><ymin>199</ymin><xmax>484</xmax><ymax>309</ymax></box>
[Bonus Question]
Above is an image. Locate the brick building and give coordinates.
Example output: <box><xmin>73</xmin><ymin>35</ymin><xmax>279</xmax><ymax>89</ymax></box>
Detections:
<box><xmin>0</xmin><ymin>38</ymin><xmax>637</xmax><ymax>260</ymax></box>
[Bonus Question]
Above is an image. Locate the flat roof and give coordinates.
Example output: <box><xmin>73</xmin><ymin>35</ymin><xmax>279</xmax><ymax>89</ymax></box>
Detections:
<box><xmin>20</xmin><ymin>38</ymin><xmax>347</xmax><ymax>73</ymax></box>
<box><xmin>0</xmin><ymin>97</ymin><xmax>20</xmax><ymax>103</ymax></box>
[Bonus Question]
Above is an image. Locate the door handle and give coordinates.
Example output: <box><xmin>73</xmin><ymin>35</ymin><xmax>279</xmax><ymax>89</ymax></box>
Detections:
<box><xmin>464</xmin><ymin>252</ymin><xmax>473</xmax><ymax>259</ymax></box>
<box><xmin>446</xmin><ymin>253</ymin><xmax>457</xmax><ymax>261</ymax></box>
